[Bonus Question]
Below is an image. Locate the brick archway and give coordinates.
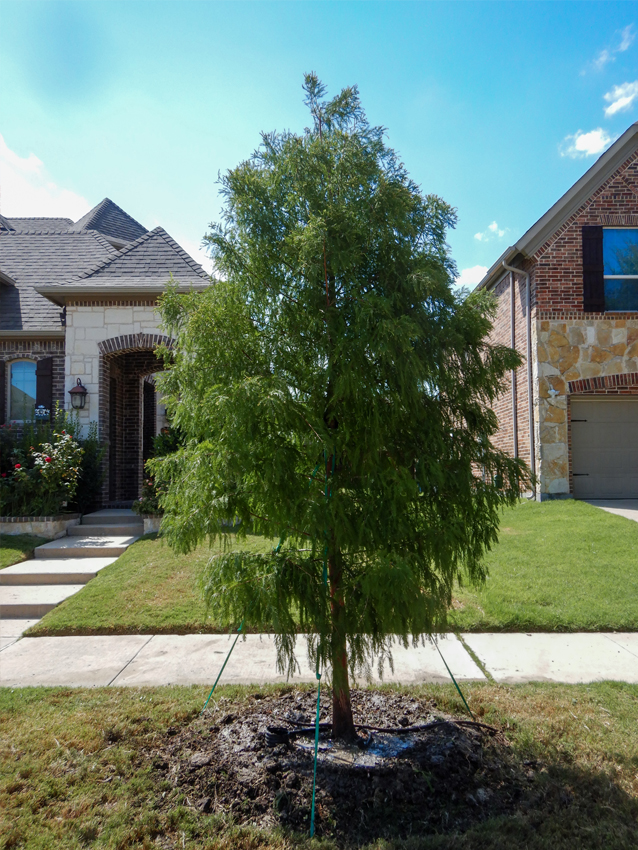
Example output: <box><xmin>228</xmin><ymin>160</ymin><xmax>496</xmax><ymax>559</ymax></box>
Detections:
<box><xmin>98</xmin><ymin>333</ymin><xmax>174</xmax><ymax>506</ymax></box>
<box><xmin>97</xmin><ymin>332</ymin><xmax>173</xmax><ymax>357</ymax></box>
<box><xmin>568</xmin><ymin>372</ymin><xmax>638</xmax><ymax>394</ymax></box>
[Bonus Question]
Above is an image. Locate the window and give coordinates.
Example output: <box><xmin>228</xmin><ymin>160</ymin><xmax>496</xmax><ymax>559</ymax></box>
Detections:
<box><xmin>9</xmin><ymin>360</ymin><xmax>36</xmax><ymax>421</ymax></box>
<box><xmin>603</xmin><ymin>228</ymin><xmax>638</xmax><ymax>311</ymax></box>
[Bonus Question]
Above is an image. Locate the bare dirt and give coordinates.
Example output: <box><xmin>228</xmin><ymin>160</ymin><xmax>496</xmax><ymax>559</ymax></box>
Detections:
<box><xmin>149</xmin><ymin>688</ymin><xmax>539</xmax><ymax>843</ymax></box>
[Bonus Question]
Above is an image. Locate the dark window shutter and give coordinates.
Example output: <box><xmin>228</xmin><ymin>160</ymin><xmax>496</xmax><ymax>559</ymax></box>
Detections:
<box><xmin>582</xmin><ymin>225</ymin><xmax>604</xmax><ymax>312</ymax></box>
<box><xmin>35</xmin><ymin>357</ymin><xmax>54</xmax><ymax>421</ymax></box>
<box><xmin>0</xmin><ymin>360</ymin><xmax>5</xmax><ymax>425</ymax></box>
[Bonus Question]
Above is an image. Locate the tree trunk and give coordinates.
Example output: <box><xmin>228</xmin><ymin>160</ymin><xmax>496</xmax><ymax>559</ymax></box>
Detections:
<box><xmin>329</xmin><ymin>552</ymin><xmax>356</xmax><ymax>740</ymax></box>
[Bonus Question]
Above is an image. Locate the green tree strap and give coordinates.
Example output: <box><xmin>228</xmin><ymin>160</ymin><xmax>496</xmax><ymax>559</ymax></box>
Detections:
<box><xmin>200</xmin><ymin>618</ymin><xmax>245</xmax><ymax>714</ymax></box>
<box><xmin>309</xmin><ymin>654</ymin><xmax>322</xmax><ymax>837</ymax></box>
<box><xmin>434</xmin><ymin>638</ymin><xmax>475</xmax><ymax>721</ymax></box>
<box><xmin>311</xmin><ymin>453</ymin><xmax>334</xmax><ymax>837</ymax></box>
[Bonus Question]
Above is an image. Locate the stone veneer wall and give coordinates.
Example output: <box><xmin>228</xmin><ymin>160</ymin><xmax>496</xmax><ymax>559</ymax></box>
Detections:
<box><xmin>65</xmin><ymin>299</ymin><xmax>162</xmax><ymax>431</ymax></box>
<box><xmin>536</xmin><ymin>314</ymin><xmax>638</xmax><ymax>497</ymax></box>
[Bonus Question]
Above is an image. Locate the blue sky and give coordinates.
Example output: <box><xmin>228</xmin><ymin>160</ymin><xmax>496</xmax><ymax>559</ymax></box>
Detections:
<box><xmin>1</xmin><ymin>1</ymin><xmax>637</xmax><ymax>284</ymax></box>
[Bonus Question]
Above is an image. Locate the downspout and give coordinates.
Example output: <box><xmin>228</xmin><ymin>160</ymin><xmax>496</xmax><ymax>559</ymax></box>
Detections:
<box><xmin>502</xmin><ymin>261</ymin><xmax>535</xmax><ymax>483</ymax></box>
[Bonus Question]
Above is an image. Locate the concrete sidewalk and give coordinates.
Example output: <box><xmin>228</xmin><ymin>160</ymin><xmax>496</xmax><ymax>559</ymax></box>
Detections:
<box><xmin>1</xmin><ymin>629</ymin><xmax>637</xmax><ymax>688</ymax></box>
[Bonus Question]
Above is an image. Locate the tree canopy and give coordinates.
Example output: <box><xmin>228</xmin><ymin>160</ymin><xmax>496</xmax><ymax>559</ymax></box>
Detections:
<box><xmin>152</xmin><ymin>74</ymin><xmax>528</xmax><ymax>738</ymax></box>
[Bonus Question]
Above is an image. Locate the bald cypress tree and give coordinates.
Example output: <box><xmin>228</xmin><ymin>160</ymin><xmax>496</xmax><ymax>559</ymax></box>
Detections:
<box><xmin>153</xmin><ymin>74</ymin><xmax>528</xmax><ymax>739</ymax></box>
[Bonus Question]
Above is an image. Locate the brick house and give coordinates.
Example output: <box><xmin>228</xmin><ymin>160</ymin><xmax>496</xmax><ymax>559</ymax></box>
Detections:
<box><xmin>478</xmin><ymin>122</ymin><xmax>638</xmax><ymax>500</ymax></box>
<box><xmin>0</xmin><ymin>198</ymin><xmax>209</xmax><ymax>505</ymax></box>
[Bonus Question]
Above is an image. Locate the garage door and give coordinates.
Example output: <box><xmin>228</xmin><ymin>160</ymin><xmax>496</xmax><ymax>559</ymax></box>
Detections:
<box><xmin>571</xmin><ymin>397</ymin><xmax>638</xmax><ymax>498</ymax></box>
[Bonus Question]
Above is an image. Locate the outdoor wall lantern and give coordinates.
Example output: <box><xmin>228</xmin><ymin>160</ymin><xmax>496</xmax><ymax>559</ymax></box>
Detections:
<box><xmin>69</xmin><ymin>378</ymin><xmax>88</xmax><ymax>410</ymax></box>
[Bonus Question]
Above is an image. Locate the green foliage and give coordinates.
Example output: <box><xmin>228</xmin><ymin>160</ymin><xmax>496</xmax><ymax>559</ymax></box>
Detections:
<box><xmin>132</xmin><ymin>476</ymin><xmax>165</xmax><ymax>516</ymax></box>
<box><xmin>0</xmin><ymin>430</ymin><xmax>83</xmax><ymax>516</ymax></box>
<box><xmin>0</xmin><ymin>408</ymin><xmax>104</xmax><ymax>515</ymax></box>
<box><xmin>152</xmin><ymin>75</ymin><xmax>529</xmax><ymax>707</ymax></box>
<box><xmin>133</xmin><ymin>426</ymin><xmax>185</xmax><ymax>516</ymax></box>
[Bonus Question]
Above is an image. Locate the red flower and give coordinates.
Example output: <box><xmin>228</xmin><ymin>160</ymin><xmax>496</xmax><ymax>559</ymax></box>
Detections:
<box><xmin>1</xmin><ymin>473</ymin><xmax>6</xmax><ymax>478</ymax></box>
<box><xmin>14</xmin><ymin>463</ymin><xmax>21</xmax><ymax>469</ymax></box>
<box><xmin>45</xmin><ymin>457</ymin><xmax>52</xmax><ymax>463</ymax></box>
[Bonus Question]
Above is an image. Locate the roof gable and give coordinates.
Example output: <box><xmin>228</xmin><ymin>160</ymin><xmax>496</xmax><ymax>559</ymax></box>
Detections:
<box><xmin>72</xmin><ymin>198</ymin><xmax>148</xmax><ymax>244</ymax></box>
<box><xmin>72</xmin><ymin>226</ymin><xmax>210</xmax><ymax>286</ymax></box>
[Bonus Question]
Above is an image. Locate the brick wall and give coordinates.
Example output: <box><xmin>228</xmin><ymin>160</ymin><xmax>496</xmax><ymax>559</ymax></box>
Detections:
<box><xmin>100</xmin><ymin>346</ymin><xmax>162</xmax><ymax>504</ymax></box>
<box><xmin>533</xmin><ymin>149</ymin><xmax>638</xmax><ymax>313</ymax></box>
<box><xmin>486</xmin><ymin>271</ymin><xmax>535</xmax><ymax>477</ymax></box>
<box><xmin>486</xmin><ymin>146</ymin><xmax>638</xmax><ymax>498</ymax></box>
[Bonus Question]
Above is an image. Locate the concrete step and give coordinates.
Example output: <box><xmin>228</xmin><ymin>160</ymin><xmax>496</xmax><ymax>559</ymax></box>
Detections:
<box><xmin>69</xmin><ymin>524</ymin><xmax>144</xmax><ymax>537</ymax></box>
<box><xmin>82</xmin><ymin>509</ymin><xmax>140</xmax><ymax>526</ymax></box>
<box><xmin>35</xmin><ymin>536</ymin><xmax>139</xmax><ymax>559</ymax></box>
<box><xmin>0</xmin><ymin>585</ymin><xmax>86</xmax><ymax>618</ymax></box>
<box><xmin>0</xmin><ymin>557</ymin><xmax>117</xmax><ymax>585</ymax></box>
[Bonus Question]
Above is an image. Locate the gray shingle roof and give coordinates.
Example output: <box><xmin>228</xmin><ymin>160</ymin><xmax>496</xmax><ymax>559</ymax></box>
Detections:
<box><xmin>72</xmin><ymin>198</ymin><xmax>147</xmax><ymax>243</ymax></box>
<box><xmin>0</xmin><ymin>214</ymin><xmax>15</xmax><ymax>232</ymax></box>
<box><xmin>7</xmin><ymin>217</ymin><xmax>73</xmax><ymax>229</ymax></box>
<box><xmin>0</xmin><ymin>230</ymin><xmax>116</xmax><ymax>331</ymax></box>
<box><xmin>71</xmin><ymin>227</ymin><xmax>210</xmax><ymax>286</ymax></box>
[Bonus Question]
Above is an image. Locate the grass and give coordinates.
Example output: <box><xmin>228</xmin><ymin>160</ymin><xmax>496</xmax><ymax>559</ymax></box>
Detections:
<box><xmin>26</xmin><ymin>499</ymin><xmax>638</xmax><ymax>637</ymax></box>
<box><xmin>450</xmin><ymin>499</ymin><xmax>638</xmax><ymax>632</ymax></box>
<box><xmin>0</xmin><ymin>534</ymin><xmax>48</xmax><ymax>569</ymax></box>
<box><xmin>2</xmin><ymin>681</ymin><xmax>638</xmax><ymax>849</ymax></box>
<box><xmin>26</xmin><ymin>531</ymin><xmax>275</xmax><ymax>637</ymax></box>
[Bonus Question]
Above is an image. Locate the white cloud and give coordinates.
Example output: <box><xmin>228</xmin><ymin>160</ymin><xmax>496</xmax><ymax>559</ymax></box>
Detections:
<box><xmin>618</xmin><ymin>24</ymin><xmax>635</xmax><ymax>52</ymax></box>
<box><xmin>474</xmin><ymin>221</ymin><xmax>506</xmax><ymax>242</ymax></box>
<box><xmin>560</xmin><ymin>128</ymin><xmax>616</xmax><ymax>158</ymax></box>
<box><xmin>588</xmin><ymin>25</ymin><xmax>635</xmax><ymax>72</ymax></box>
<box><xmin>0</xmin><ymin>134</ymin><xmax>89</xmax><ymax>220</ymax></box>
<box><xmin>593</xmin><ymin>49</ymin><xmax>613</xmax><ymax>71</ymax></box>
<box><xmin>604</xmin><ymin>80</ymin><xmax>638</xmax><ymax>116</ymax></box>
<box><xmin>456</xmin><ymin>265</ymin><xmax>488</xmax><ymax>287</ymax></box>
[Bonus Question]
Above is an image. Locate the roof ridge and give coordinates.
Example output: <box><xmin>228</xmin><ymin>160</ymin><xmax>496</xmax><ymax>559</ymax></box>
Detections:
<box><xmin>8</xmin><ymin>216</ymin><xmax>73</xmax><ymax>221</ymax></box>
<box><xmin>73</xmin><ymin>197</ymin><xmax>147</xmax><ymax>236</ymax></box>
<box><xmin>73</xmin><ymin>197</ymin><xmax>111</xmax><ymax>229</ymax></box>
<box><xmin>151</xmin><ymin>227</ymin><xmax>210</xmax><ymax>279</ymax></box>
<box><xmin>71</xmin><ymin>227</ymin><xmax>160</xmax><ymax>280</ymax></box>
<box><xmin>71</xmin><ymin>226</ymin><xmax>209</xmax><ymax>282</ymax></box>
<box><xmin>0</xmin><ymin>213</ymin><xmax>15</xmax><ymax>232</ymax></box>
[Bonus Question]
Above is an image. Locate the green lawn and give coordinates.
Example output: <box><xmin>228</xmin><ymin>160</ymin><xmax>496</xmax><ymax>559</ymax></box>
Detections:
<box><xmin>0</xmin><ymin>533</ymin><xmax>48</xmax><ymax>569</ymax></box>
<box><xmin>1</xmin><ymin>681</ymin><xmax>638</xmax><ymax>849</ymax></box>
<box><xmin>26</xmin><ymin>500</ymin><xmax>638</xmax><ymax>637</ymax></box>
<box><xmin>26</xmin><ymin>532</ymin><xmax>275</xmax><ymax>637</ymax></box>
<box><xmin>450</xmin><ymin>499</ymin><xmax>638</xmax><ymax>632</ymax></box>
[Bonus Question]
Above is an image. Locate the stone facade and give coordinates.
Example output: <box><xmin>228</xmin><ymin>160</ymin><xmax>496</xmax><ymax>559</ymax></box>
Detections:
<box><xmin>64</xmin><ymin>298</ymin><xmax>162</xmax><ymax>431</ymax></box>
<box><xmin>536</xmin><ymin>316</ymin><xmax>638</xmax><ymax>495</ymax></box>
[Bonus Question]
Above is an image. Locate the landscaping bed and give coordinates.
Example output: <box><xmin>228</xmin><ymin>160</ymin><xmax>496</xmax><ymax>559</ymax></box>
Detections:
<box><xmin>2</xmin><ymin>681</ymin><xmax>638</xmax><ymax>848</ymax></box>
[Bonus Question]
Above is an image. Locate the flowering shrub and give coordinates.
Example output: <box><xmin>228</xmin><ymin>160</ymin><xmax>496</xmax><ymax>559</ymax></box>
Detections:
<box><xmin>0</xmin><ymin>431</ymin><xmax>84</xmax><ymax>516</ymax></box>
<box><xmin>132</xmin><ymin>477</ymin><xmax>165</xmax><ymax>516</ymax></box>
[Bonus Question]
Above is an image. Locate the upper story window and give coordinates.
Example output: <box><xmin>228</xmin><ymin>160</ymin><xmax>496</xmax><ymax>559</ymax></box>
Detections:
<box><xmin>603</xmin><ymin>228</ymin><xmax>638</xmax><ymax>311</ymax></box>
<box><xmin>9</xmin><ymin>360</ymin><xmax>37</xmax><ymax>421</ymax></box>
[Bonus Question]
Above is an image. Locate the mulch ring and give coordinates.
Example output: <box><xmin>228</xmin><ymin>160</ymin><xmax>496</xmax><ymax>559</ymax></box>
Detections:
<box><xmin>150</xmin><ymin>688</ymin><xmax>536</xmax><ymax>842</ymax></box>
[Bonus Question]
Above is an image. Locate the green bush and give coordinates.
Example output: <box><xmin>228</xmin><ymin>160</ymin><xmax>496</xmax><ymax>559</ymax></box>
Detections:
<box><xmin>132</xmin><ymin>426</ymin><xmax>184</xmax><ymax>516</ymax></box>
<box><xmin>0</xmin><ymin>408</ymin><xmax>105</xmax><ymax>516</ymax></box>
<box><xmin>0</xmin><ymin>431</ymin><xmax>83</xmax><ymax>516</ymax></box>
